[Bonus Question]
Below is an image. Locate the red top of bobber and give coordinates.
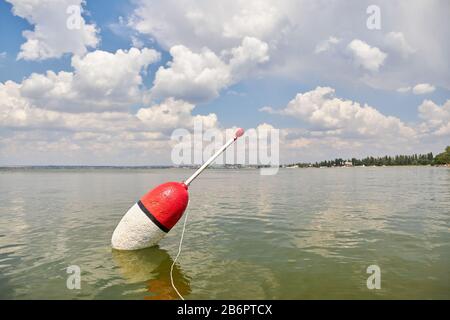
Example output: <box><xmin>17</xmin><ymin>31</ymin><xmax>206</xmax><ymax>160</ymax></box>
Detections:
<box><xmin>235</xmin><ymin>128</ymin><xmax>244</xmax><ymax>138</ymax></box>
<box><xmin>140</xmin><ymin>182</ymin><xmax>189</xmax><ymax>231</ymax></box>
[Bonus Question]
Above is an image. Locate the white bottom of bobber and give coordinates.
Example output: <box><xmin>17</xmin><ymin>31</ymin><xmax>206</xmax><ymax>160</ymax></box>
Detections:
<box><xmin>111</xmin><ymin>203</ymin><xmax>167</xmax><ymax>250</ymax></box>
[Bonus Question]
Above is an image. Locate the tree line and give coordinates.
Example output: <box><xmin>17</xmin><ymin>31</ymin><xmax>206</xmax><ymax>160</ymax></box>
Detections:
<box><xmin>287</xmin><ymin>146</ymin><xmax>450</xmax><ymax>168</ymax></box>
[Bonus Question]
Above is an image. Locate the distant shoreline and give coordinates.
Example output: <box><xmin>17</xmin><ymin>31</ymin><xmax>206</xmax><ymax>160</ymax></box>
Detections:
<box><xmin>282</xmin><ymin>164</ymin><xmax>450</xmax><ymax>169</ymax></box>
<box><xmin>0</xmin><ymin>164</ymin><xmax>448</xmax><ymax>170</ymax></box>
<box><xmin>1</xmin><ymin>147</ymin><xmax>448</xmax><ymax>170</ymax></box>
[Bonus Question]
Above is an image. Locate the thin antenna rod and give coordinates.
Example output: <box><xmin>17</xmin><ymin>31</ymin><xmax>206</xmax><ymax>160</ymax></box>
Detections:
<box><xmin>184</xmin><ymin>128</ymin><xmax>244</xmax><ymax>186</ymax></box>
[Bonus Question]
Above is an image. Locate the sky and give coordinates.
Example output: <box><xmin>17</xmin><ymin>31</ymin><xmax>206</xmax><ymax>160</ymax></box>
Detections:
<box><xmin>0</xmin><ymin>0</ymin><xmax>449</xmax><ymax>165</ymax></box>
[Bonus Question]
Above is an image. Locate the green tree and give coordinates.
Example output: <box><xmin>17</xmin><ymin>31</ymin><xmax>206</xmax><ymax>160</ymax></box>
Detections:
<box><xmin>434</xmin><ymin>146</ymin><xmax>450</xmax><ymax>164</ymax></box>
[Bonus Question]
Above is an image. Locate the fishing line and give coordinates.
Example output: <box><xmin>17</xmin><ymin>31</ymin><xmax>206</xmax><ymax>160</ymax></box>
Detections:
<box><xmin>170</xmin><ymin>202</ymin><xmax>190</xmax><ymax>300</ymax></box>
<box><xmin>170</xmin><ymin>129</ymin><xmax>245</xmax><ymax>299</ymax></box>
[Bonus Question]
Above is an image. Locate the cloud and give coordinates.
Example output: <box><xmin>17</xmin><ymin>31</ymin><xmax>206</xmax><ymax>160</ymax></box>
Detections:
<box><xmin>129</xmin><ymin>0</ymin><xmax>450</xmax><ymax>90</ymax></box>
<box><xmin>0</xmin><ymin>75</ymin><xmax>222</xmax><ymax>164</ymax></box>
<box><xmin>0</xmin><ymin>80</ymin><xmax>138</xmax><ymax>131</ymax></box>
<box><xmin>412</xmin><ymin>83</ymin><xmax>436</xmax><ymax>95</ymax></box>
<box><xmin>262</xmin><ymin>86</ymin><xmax>415</xmax><ymax>138</ymax></box>
<box><xmin>259</xmin><ymin>106</ymin><xmax>450</xmax><ymax>165</ymax></box>
<box><xmin>1</xmin><ymin>76</ymin><xmax>216</xmax><ymax>134</ymax></box>
<box><xmin>229</xmin><ymin>36</ymin><xmax>269</xmax><ymax>73</ymax></box>
<box><xmin>314</xmin><ymin>37</ymin><xmax>341</xmax><ymax>54</ymax></box>
<box><xmin>418</xmin><ymin>99</ymin><xmax>450</xmax><ymax>136</ymax></box>
<box><xmin>259</xmin><ymin>106</ymin><xmax>277</xmax><ymax>114</ymax></box>
<box><xmin>222</xmin><ymin>1</ymin><xmax>284</xmax><ymax>40</ymax></box>
<box><xmin>70</xmin><ymin>48</ymin><xmax>160</xmax><ymax>107</ymax></box>
<box><xmin>2</xmin><ymin>0</ymin><xmax>449</xmax><ymax>165</ymax></box>
<box><xmin>151</xmin><ymin>37</ymin><xmax>269</xmax><ymax>103</ymax></box>
<box><xmin>396</xmin><ymin>83</ymin><xmax>436</xmax><ymax>95</ymax></box>
<box><xmin>396</xmin><ymin>87</ymin><xmax>411</xmax><ymax>93</ymax></box>
<box><xmin>131</xmin><ymin>36</ymin><xmax>144</xmax><ymax>49</ymax></box>
<box><xmin>0</xmin><ymin>52</ymin><xmax>6</xmax><ymax>67</ymax></box>
<box><xmin>0</xmin><ymin>42</ymin><xmax>219</xmax><ymax>162</ymax></box>
<box><xmin>150</xmin><ymin>45</ymin><xmax>230</xmax><ymax>103</ymax></box>
<box><xmin>2</xmin><ymin>60</ymin><xmax>281</xmax><ymax>165</ymax></box>
<box><xmin>260</xmin><ymin>87</ymin><xmax>450</xmax><ymax>162</ymax></box>
<box><xmin>129</xmin><ymin>0</ymin><xmax>286</xmax><ymax>51</ymax></box>
<box><xmin>18</xmin><ymin>48</ymin><xmax>160</xmax><ymax>112</ymax></box>
<box><xmin>384</xmin><ymin>32</ymin><xmax>415</xmax><ymax>58</ymax></box>
<box><xmin>6</xmin><ymin>0</ymin><xmax>99</xmax><ymax>60</ymax></box>
<box><xmin>347</xmin><ymin>39</ymin><xmax>387</xmax><ymax>72</ymax></box>
<box><xmin>136</xmin><ymin>98</ymin><xmax>218</xmax><ymax>132</ymax></box>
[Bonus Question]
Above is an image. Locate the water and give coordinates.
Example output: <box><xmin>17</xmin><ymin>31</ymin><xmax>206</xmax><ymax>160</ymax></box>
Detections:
<box><xmin>0</xmin><ymin>167</ymin><xmax>448</xmax><ymax>299</ymax></box>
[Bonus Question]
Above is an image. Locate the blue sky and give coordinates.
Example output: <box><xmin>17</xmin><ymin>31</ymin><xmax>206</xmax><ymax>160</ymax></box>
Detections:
<box><xmin>0</xmin><ymin>0</ymin><xmax>449</xmax><ymax>165</ymax></box>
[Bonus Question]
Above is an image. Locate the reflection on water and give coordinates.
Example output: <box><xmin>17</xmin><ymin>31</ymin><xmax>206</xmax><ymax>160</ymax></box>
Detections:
<box><xmin>112</xmin><ymin>246</ymin><xmax>191</xmax><ymax>300</ymax></box>
<box><xmin>0</xmin><ymin>167</ymin><xmax>448</xmax><ymax>299</ymax></box>
<box><xmin>295</xmin><ymin>194</ymin><xmax>389</xmax><ymax>258</ymax></box>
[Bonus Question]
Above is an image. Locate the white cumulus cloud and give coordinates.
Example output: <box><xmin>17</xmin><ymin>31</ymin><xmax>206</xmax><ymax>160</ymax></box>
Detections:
<box><xmin>412</xmin><ymin>83</ymin><xmax>436</xmax><ymax>95</ymax></box>
<box><xmin>18</xmin><ymin>48</ymin><xmax>160</xmax><ymax>112</ymax></box>
<box><xmin>384</xmin><ymin>32</ymin><xmax>415</xmax><ymax>58</ymax></box>
<box><xmin>418</xmin><ymin>99</ymin><xmax>450</xmax><ymax>136</ymax></box>
<box><xmin>396</xmin><ymin>83</ymin><xmax>436</xmax><ymax>95</ymax></box>
<box><xmin>315</xmin><ymin>37</ymin><xmax>341</xmax><ymax>54</ymax></box>
<box><xmin>151</xmin><ymin>37</ymin><xmax>269</xmax><ymax>103</ymax></box>
<box><xmin>6</xmin><ymin>0</ymin><xmax>99</xmax><ymax>60</ymax></box>
<box><xmin>262</xmin><ymin>86</ymin><xmax>415</xmax><ymax>138</ymax></box>
<box><xmin>129</xmin><ymin>0</ymin><xmax>286</xmax><ymax>51</ymax></box>
<box><xmin>137</xmin><ymin>98</ymin><xmax>218</xmax><ymax>131</ymax></box>
<box><xmin>0</xmin><ymin>74</ymin><xmax>223</xmax><ymax>165</ymax></box>
<box><xmin>347</xmin><ymin>39</ymin><xmax>387</xmax><ymax>72</ymax></box>
<box><xmin>128</xmin><ymin>0</ymin><xmax>450</xmax><ymax>90</ymax></box>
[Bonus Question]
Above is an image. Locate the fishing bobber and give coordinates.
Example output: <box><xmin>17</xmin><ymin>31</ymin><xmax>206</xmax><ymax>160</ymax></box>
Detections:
<box><xmin>112</xmin><ymin>128</ymin><xmax>245</xmax><ymax>250</ymax></box>
<box><xmin>111</xmin><ymin>182</ymin><xmax>189</xmax><ymax>250</ymax></box>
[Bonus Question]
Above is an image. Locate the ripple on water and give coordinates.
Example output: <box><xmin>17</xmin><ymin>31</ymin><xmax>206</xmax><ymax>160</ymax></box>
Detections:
<box><xmin>0</xmin><ymin>167</ymin><xmax>449</xmax><ymax>299</ymax></box>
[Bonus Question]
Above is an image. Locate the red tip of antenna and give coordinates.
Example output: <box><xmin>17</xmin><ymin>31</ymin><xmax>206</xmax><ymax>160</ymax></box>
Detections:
<box><xmin>235</xmin><ymin>128</ymin><xmax>245</xmax><ymax>138</ymax></box>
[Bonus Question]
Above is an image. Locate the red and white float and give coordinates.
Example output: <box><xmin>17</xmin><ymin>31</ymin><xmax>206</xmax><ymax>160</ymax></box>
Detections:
<box><xmin>112</xmin><ymin>128</ymin><xmax>245</xmax><ymax>250</ymax></box>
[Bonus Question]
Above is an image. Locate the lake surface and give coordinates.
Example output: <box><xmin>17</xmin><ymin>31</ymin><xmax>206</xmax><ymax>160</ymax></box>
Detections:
<box><xmin>0</xmin><ymin>167</ymin><xmax>448</xmax><ymax>299</ymax></box>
